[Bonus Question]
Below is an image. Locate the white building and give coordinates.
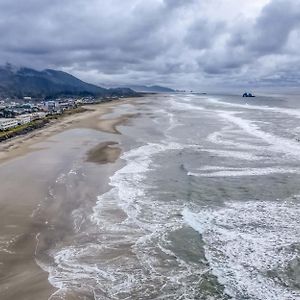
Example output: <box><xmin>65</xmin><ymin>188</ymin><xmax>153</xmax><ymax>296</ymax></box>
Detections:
<box><xmin>0</xmin><ymin>118</ymin><xmax>18</xmax><ymax>130</ymax></box>
<box><xmin>16</xmin><ymin>114</ymin><xmax>31</xmax><ymax>125</ymax></box>
<box><xmin>31</xmin><ymin>112</ymin><xmax>46</xmax><ymax>120</ymax></box>
<box><xmin>45</xmin><ymin>101</ymin><xmax>60</xmax><ymax>111</ymax></box>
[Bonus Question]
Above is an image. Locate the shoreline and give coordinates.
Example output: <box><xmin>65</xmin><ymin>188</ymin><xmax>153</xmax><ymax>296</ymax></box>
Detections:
<box><xmin>0</xmin><ymin>99</ymin><xmax>133</xmax><ymax>164</ymax></box>
<box><xmin>0</xmin><ymin>95</ymin><xmax>145</xmax><ymax>145</ymax></box>
<box><xmin>0</xmin><ymin>98</ymin><xmax>136</xmax><ymax>300</ymax></box>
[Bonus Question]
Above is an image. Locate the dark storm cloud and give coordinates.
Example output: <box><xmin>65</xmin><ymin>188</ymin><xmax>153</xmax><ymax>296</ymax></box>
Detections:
<box><xmin>0</xmin><ymin>0</ymin><xmax>299</xmax><ymax>90</ymax></box>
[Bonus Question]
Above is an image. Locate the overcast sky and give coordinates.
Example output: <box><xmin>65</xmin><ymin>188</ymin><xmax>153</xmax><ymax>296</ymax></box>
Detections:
<box><xmin>0</xmin><ymin>0</ymin><xmax>299</xmax><ymax>91</ymax></box>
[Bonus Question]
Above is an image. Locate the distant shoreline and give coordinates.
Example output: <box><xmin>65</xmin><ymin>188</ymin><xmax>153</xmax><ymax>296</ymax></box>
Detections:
<box><xmin>0</xmin><ymin>98</ymin><xmax>130</xmax><ymax>144</ymax></box>
<box><xmin>0</xmin><ymin>98</ymin><xmax>134</xmax><ymax>164</ymax></box>
<box><xmin>0</xmin><ymin>106</ymin><xmax>88</xmax><ymax>143</ymax></box>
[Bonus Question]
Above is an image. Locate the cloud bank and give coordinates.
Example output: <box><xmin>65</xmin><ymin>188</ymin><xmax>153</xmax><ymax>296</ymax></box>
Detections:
<box><xmin>0</xmin><ymin>0</ymin><xmax>299</xmax><ymax>91</ymax></box>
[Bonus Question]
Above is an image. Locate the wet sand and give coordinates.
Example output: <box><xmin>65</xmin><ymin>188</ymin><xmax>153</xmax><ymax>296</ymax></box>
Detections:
<box><xmin>86</xmin><ymin>141</ymin><xmax>121</xmax><ymax>164</ymax></box>
<box><xmin>0</xmin><ymin>100</ymin><xmax>133</xmax><ymax>164</ymax></box>
<box><xmin>0</xmin><ymin>99</ymin><xmax>136</xmax><ymax>300</ymax></box>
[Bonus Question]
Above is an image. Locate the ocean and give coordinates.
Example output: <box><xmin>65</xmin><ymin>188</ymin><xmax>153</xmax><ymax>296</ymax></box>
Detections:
<box><xmin>38</xmin><ymin>94</ymin><xmax>300</xmax><ymax>299</ymax></box>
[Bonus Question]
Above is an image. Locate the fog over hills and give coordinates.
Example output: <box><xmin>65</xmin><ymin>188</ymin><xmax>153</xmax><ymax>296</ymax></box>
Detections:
<box><xmin>0</xmin><ymin>64</ymin><xmax>136</xmax><ymax>98</ymax></box>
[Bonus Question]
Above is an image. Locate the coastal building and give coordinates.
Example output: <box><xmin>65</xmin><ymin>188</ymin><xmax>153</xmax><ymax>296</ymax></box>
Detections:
<box><xmin>0</xmin><ymin>118</ymin><xmax>18</xmax><ymax>130</ymax></box>
<box><xmin>37</xmin><ymin>103</ymin><xmax>48</xmax><ymax>112</ymax></box>
<box><xmin>81</xmin><ymin>96</ymin><xmax>96</xmax><ymax>104</ymax></box>
<box><xmin>31</xmin><ymin>112</ymin><xmax>46</xmax><ymax>120</ymax></box>
<box><xmin>59</xmin><ymin>102</ymin><xmax>71</xmax><ymax>110</ymax></box>
<box><xmin>44</xmin><ymin>101</ymin><xmax>61</xmax><ymax>113</ymax></box>
<box><xmin>45</xmin><ymin>101</ymin><xmax>58</xmax><ymax>110</ymax></box>
<box><xmin>16</xmin><ymin>114</ymin><xmax>31</xmax><ymax>125</ymax></box>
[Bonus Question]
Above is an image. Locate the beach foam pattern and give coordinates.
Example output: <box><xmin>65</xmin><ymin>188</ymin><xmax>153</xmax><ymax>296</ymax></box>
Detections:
<box><xmin>46</xmin><ymin>141</ymin><xmax>211</xmax><ymax>299</ymax></box>
<box><xmin>183</xmin><ymin>199</ymin><xmax>300</xmax><ymax>300</ymax></box>
<box><xmin>41</xmin><ymin>94</ymin><xmax>300</xmax><ymax>299</ymax></box>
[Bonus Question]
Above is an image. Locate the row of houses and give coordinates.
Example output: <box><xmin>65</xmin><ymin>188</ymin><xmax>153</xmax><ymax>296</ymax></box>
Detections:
<box><xmin>0</xmin><ymin>96</ymin><xmax>105</xmax><ymax>131</ymax></box>
<box><xmin>0</xmin><ymin>98</ymin><xmax>81</xmax><ymax>131</ymax></box>
<box><xmin>0</xmin><ymin>112</ymin><xmax>47</xmax><ymax>131</ymax></box>
<box><xmin>0</xmin><ymin>118</ymin><xmax>19</xmax><ymax>131</ymax></box>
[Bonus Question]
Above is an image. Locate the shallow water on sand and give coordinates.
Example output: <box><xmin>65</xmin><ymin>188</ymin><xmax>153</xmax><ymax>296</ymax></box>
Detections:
<box><xmin>2</xmin><ymin>94</ymin><xmax>300</xmax><ymax>299</ymax></box>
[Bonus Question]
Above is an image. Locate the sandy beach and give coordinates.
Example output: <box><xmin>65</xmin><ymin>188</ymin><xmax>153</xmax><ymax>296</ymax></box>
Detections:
<box><xmin>0</xmin><ymin>100</ymin><xmax>135</xmax><ymax>164</ymax></box>
<box><xmin>0</xmin><ymin>99</ymin><xmax>136</xmax><ymax>300</ymax></box>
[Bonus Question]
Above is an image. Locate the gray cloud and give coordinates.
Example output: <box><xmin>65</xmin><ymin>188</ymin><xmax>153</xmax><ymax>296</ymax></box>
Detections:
<box><xmin>250</xmin><ymin>0</ymin><xmax>300</xmax><ymax>54</ymax></box>
<box><xmin>0</xmin><ymin>0</ymin><xmax>299</xmax><ymax>91</ymax></box>
<box><xmin>185</xmin><ymin>19</ymin><xmax>226</xmax><ymax>50</ymax></box>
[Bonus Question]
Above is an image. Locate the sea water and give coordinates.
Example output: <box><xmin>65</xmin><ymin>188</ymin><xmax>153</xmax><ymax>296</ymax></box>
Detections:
<box><xmin>40</xmin><ymin>94</ymin><xmax>300</xmax><ymax>299</ymax></box>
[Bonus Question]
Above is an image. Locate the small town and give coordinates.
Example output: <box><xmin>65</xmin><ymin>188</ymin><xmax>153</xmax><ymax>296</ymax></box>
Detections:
<box><xmin>0</xmin><ymin>96</ymin><xmax>119</xmax><ymax>130</ymax></box>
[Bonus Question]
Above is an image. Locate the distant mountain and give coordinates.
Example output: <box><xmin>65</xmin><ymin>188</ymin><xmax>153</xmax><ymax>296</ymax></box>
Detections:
<box><xmin>126</xmin><ymin>85</ymin><xmax>175</xmax><ymax>93</ymax></box>
<box><xmin>0</xmin><ymin>64</ymin><xmax>137</xmax><ymax>98</ymax></box>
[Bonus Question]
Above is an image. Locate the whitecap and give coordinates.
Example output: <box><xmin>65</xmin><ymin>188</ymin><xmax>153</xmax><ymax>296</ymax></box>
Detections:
<box><xmin>183</xmin><ymin>200</ymin><xmax>300</xmax><ymax>300</ymax></box>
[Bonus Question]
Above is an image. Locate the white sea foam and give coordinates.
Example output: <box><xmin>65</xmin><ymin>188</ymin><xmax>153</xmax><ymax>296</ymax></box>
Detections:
<box><xmin>173</xmin><ymin>96</ymin><xmax>300</xmax><ymax>157</ymax></box>
<box><xmin>183</xmin><ymin>200</ymin><xmax>300</xmax><ymax>300</ymax></box>
<box><xmin>55</xmin><ymin>173</ymin><xmax>66</xmax><ymax>184</ymax></box>
<box><xmin>96</xmin><ymin>141</ymin><xmax>183</xmax><ymax>223</ymax></box>
<box><xmin>0</xmin><ymin>234</ymin><xmax>19</xmax><ymax>255</ymax></box>
<box><xmin>206</xmin><ymin>126</ymin><xmax>265</xmax><ymax>151</ymax></box>
<box><xmin>168</xmin><ymin>98</ymin><xmax>205</xmax><ymax>111</ymax></box>
<box><xmin>218</xmin><ymin>111</ymin><xmax>300</xmax><ymax>159</ymax></box>
<box><xmin>166</xmin><ymin>111</ymin><xmax>182</xmax><ymax>131</ymax></box>
<box><xmin>203</xmin><ymin>149</ymin><xmax>263</xmax><ymax>161</ymax></box>
<box><xmin>188</xmin><ymin>166</ymin><xmax>300</xmax><ymax>177</ymax></box>
<box><xmin>207</xmin><ymin>97</ymin><xmax>300</xmax><ymax>119</ymax></box>
<box><xmin>46</xmin><ymin>141</ymin><xmax>208</xmax><ymax>299</ymax></box>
